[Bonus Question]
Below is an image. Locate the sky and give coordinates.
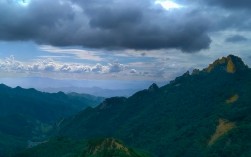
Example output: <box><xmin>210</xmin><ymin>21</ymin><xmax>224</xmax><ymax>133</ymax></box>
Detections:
<box><xmin>0</xmin><ymin>0</ymin><xmax>251</xmax><ymax>90</ymax></box>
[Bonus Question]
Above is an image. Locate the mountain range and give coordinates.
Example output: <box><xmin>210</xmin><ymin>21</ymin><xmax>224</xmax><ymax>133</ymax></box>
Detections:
<box><xmin>0</xmin><ymin>77</ymin><xmax>160</xmax><ymax>97</ymax></box>
<box><xmin>42</xmin><ymin>87</ymin><xmax>141</xmax><ymax>97</ymax></box>
<box><xmin>0</xmin><ymin>86</ymin><xmax>104</xmax><ymax>157</ymax></box>
<box><xmin>51</xmin><ymin>55</ymin><xmax>251</xmax><ymax>157</ymax></box>
<box><xmin>2</xmin><ymin>54</ymin><xmax>251</xmax><ymax>157</ymax></box>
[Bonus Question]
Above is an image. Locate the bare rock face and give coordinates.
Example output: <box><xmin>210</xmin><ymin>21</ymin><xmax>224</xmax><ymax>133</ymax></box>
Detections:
<box><xmin>204</xmin><ymin>55</ymin><xmax>248</xmax><ymax>73</ymax></box>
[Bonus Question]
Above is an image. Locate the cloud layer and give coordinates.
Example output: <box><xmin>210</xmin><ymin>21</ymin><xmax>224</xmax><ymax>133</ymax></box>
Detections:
<box><xmin>0</xmin><ymin>0</ymin><xmax>251</xmax><ymax>53</ymax></box>
<box><xmin>203</xmin><ymin>0</ymin><xmax>251</xmax><ymax>9</ymax></box>
<box><xmin>225</xmin><ymin>35</ymin><xmax>248</xmax><ymax>43</ymax></box>
<box><xmin>0</xmin><ymin>0</ymin><xmax>212</xmax><ymax>52</ymax></box>
<box><xmin>0</xmin><ymin>56</ymin><xmax>128</xmax><ymax>74</ymax></box>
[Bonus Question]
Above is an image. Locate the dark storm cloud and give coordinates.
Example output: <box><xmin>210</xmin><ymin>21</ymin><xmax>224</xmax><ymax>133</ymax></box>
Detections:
<box><xmin>195</xmin><ymin>0</ymin><xmax>251</xmax><ymax>31</ymax></box>
<box><xmin>175</xmin><ymin>0</ymin><xmax>251</xmax><ymax>9</ymax></box>
<box><xmin>204</xmin><ymin>0</ymin><xmax>251</xmax><ymax>10</ymax></box>
<box><xmin>0</xmin><ymin>0</ymin><xmax>212</xmax><ymax>52</ymax></box>
<box><xmin>225</xmin><ymin>35</ymin><xmax>248</xmax><ymax>43</ymax></box>
<box><xmin>174</xmin><ymin>0</ymin><xmax>251</xmax><ymax>31</ymax></box>
<box><xmin>0</xmin><ymin>0</ymin><xmax>75</xmax><ymax>41</ymax></box>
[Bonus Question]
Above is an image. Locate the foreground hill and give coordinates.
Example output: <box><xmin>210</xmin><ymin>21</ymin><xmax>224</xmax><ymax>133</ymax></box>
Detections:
<box><xmin>17</xmin><ymin>55</ymin><xmax>251</xmax><ymax>157</ymax></box>
<box><xmin>0</xmin><ymin>85</ymin><xmax>104</xmax><ymax>157</ymax></box>
<box><xmin>15</xmin><ymin>137</ymin><xmax>149</xmax><ymax>157</ymax></box>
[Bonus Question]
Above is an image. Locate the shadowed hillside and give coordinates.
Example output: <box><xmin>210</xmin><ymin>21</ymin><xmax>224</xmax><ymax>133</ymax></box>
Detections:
<box><xmin>0</xmin><ymin>85</ymin><xmax>103</xmax><ymax>157</ymax></box>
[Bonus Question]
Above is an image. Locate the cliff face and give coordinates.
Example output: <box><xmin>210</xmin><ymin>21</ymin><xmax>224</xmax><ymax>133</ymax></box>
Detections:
<box><xmin>204</xmin><ymin>55</ymin><xmax>248</xmax><ymax>73</ymax></box>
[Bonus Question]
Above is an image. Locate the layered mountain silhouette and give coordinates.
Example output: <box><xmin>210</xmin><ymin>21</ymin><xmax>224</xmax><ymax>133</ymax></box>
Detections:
<box><xmin>11</xmin><ymin>55</ymin><xmax>251</xmax><ymax>157</ymax></box>
<box><xmin>0</xmin><ymin>85</ymin><xmax>104</xmax><ymax>157</ymax></box>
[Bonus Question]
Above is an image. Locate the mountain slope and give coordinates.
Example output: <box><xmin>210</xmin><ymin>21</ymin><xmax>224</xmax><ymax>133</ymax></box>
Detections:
<box><xmin>56</xmin><ymin>55</ymin><xmax>251</xmax><ymax>157</ymax></box>
<box><xmin>0</xmin><ymin>85</ymin><xmax>103</xmax><ymax>157</ymax></box>
<box><xmin>15</xmin><ymin>137</ymin><xmax>149</xmax><ymax>157</ymax></box>
<box><xmin>82</xmin><ymin>138</ymin><xmax>149</xmax><ymax>157</ymax></box>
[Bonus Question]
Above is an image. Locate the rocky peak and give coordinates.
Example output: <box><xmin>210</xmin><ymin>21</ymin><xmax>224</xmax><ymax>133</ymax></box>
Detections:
<box><xmin>148</xmin><ymin>83</ymin><xmax>159</xmax><ymax>92</ymax></box>
<box><xmin>204</xmin><ymin>55</ymin><xmax>248</xmax><ymax>73</ymax></box>
<box><xmin>83</xmin><ymin>138</ymin><xmax>142</xmax><ymax>157</ymax></box>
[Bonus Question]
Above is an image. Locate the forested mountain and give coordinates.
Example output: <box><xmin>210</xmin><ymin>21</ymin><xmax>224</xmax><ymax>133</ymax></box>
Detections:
<box><xmin>0</xmin><ymin>85</ymin><xmax>103</xmax><ymax>157</ymax></box>
<box><xmin>57</xmin><ymin>55</ymin><xmax>251</xmax><ymax>157</ymax></box>
<box><xmin>14</xmin><ymin>55</ymin><xmax>251</xmax><ymax>157</ymax></box>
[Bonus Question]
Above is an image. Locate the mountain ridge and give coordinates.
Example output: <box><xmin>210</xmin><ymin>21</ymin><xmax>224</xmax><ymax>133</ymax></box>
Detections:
<box><xmin>0</xmin><ymin>84</ymin><xmax>104</xmax><ymax>157</ymax></box>
<box><xmin>54</xmin><ymin>55</ymin><xmax>251</xmax><ymax>157</ymax></box>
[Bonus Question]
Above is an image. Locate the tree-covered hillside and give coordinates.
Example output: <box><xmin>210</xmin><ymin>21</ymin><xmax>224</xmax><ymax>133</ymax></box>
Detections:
<box><xmin>15</xmin><ymin>137</ymin><xmax>149</xmax><ymax>157</ymax></box>
<box><xmin>56</xmin><ymin>55</ymin><xmax>251</xmax><ymax>157</ymax></box>
<box><xmin>0</xmin><ymin>85</ymin><xmax>103</xmax><ymax>157</ymax></box>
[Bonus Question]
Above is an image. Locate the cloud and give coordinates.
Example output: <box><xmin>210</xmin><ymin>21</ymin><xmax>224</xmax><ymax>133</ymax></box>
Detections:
<box><xmin>0</xmin><ymin>56</ymin><xmax>127</xmax><ymax>74</ymax></box>
<box><xmin>225</xmin><ymin>35</ymin><xmax>248</xmax><ymax>43</ymax></box>
<box><xmin>130</xmin><ymin>69</ymin><xmax>137</xmax><ymax>74</ymax></box>
<box><xmin>0</xmin><ymin>54</ymin><xmax>194</xmax><ymax>81</ymax></box>
<box><xmin>0</xmin><ymin>55</ymin><xmax>25</xmax><ymax>72</ymax></box>
<box><xmin>203</xmin><ymin>0</ymin><xmax>251</xmax><ymax>10</ymax></box>
<box><xmin>174</xmin><ymin>0</ymin><xmax>251</xmax><ymax>32</ymax></box>
<box><xmin>108</xmin><ymin>62</ymin><xmax>127</xmax><ymax>73</ymax></box>
<box><xmin>0</xmin><ymin>0</ymin><xmax>211</xmax><ymax>52</ymax></box>
<box><xmin>176</xmin><ymin>0</ymin><xmax>251</xmax><ymax>10</ymax></box>
<box><xmin>39</xmin><ymin>45</ymin><xmax>104</xmax><ymax>61</ymax></box>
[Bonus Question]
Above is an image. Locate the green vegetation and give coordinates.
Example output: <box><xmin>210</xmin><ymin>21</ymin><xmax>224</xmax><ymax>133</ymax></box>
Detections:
<box><xmin>15</xmin><ymin>137</ymin><xmax>149</xmax><ymax>157</ymax></box>
<box><xmin>14</xmin><ymin>137</ymin><xmax>86</xmax><ymax>157</ymax></box>
<box><xmin>82</xmin><ymin>138</ymin><xmax>149</xmax><ymax>157</ymax></box>
<box><xmin>0</xmin><ymin>85</ymin><xmax>103</xmax><ymax>157</ymax></box>
<box><xmin>67</xmin><ymin>93</ymin><xmax>104</xmax><ymax>108</ymax></box>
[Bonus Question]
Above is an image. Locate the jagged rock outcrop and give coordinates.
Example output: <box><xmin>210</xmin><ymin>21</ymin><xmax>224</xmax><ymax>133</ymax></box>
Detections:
<box><xmin>204</xmin><ymin>55</ymin><xmax>248</xmax><ymax>73</ymax></box>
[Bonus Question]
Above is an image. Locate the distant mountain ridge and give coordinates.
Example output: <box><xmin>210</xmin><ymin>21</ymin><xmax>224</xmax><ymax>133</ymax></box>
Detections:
<box><xmin>0</xmin><ymin>77</ymin><xmax>160</xmax><ymax>97</ymax></box>
<box><xmin>41</xmin><ymin>86</ymin><xmax>140</xmax><ymax>97</ymax></box>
